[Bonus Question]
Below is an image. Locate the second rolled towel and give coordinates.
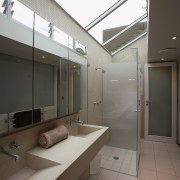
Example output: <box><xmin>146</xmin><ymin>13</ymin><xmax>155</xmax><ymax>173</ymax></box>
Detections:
<box><xmin>39</xmin><ymin>125</ymin><xmax>69</xmax><ymax>149</ymax></box>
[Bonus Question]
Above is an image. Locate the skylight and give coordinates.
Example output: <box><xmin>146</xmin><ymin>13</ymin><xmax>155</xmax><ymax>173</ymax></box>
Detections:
<box><xmin>88</xmin><ymin>0</ymin><xmax>147</xmax><ymax>43</ymax></box>
<box><xmin>55</xmin><ymin>0</ymin><xmax>147</xmax><ymax>49</ymax></box>
<box><xmin>54</xmin><ymin>0</ymin><xmax>120</xmax><ymax>27</ymax></box>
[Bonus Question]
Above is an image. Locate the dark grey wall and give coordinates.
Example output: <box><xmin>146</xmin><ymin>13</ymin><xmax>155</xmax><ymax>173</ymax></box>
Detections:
<box><xmin>0</xmin><ymin>53</ymin><xmax>54</xmax><ymax>114</ymax></box>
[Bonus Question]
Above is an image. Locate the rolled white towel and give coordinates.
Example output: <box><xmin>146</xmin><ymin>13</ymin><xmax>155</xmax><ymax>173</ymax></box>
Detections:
<box><xmin>39</xmin><ymin>125</ymin><xmax>69</xmax><ymax>149</ymax></box>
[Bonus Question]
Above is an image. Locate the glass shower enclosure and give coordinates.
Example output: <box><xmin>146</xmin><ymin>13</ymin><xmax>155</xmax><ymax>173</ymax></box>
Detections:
<box><xmin>101</xmin><ymin>49</ymin><xmax>140</xmax><ymax>176</ymax></box>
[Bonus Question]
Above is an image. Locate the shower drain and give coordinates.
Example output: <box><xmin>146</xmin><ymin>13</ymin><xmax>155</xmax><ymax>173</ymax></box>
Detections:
<box><xmin>113</xmin><ymin>156</ymin><xmax>119</xmax><ymax>160</ymax></box>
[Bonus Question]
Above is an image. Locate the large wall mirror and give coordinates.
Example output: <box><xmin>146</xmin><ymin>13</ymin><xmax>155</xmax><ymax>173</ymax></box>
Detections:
<box><xmin>0</xmin><ymin>0</ymin><xmax>88</xmax><ymax>135</ymax></box>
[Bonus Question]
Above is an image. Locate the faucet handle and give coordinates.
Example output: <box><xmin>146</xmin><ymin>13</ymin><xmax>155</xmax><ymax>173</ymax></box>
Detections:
<box><xmin>9</xmin><ymin>141</ymin><xmax>22</xmax><ymax>151</ymax></box>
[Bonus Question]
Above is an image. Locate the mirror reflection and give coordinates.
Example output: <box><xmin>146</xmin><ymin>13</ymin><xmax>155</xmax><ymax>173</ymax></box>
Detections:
<box><xmin>0</xmin><ymin>0</ymin><xmax>88</xmax><ymax>135</ymax></box>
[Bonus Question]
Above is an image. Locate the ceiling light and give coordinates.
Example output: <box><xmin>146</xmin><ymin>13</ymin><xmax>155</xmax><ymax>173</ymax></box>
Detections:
<box><xmin>172</xmin><ymin>37</ymin><xmax>177</xmax><ymax>40</ymax></box>
<box><xmin>110</xmin><ymin>80</ymin><xmax>118</xmax><ymax>82</ymax></box>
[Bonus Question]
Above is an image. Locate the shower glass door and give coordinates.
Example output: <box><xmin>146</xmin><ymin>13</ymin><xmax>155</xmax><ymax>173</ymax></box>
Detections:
<box><xmin>102</xmin><ymin>49</ymin><xmax>139</xmax><ymax>176</ymax></box>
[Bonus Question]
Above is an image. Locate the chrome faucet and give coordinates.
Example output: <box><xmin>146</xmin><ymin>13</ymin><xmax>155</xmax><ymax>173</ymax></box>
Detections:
<box><xmin>71</xmin><ymin>118</ymin><xmax>84</xmax><ymax>125</ymax></box>
<box><xmin>66</xmin><ymin>118</ymin><xmax>83</xmax><ymax>126</ymax></box>
<box><xmin>0</xmin><ymin>145</ymin><xmax>20</xmax><ymax>162</ymax></box>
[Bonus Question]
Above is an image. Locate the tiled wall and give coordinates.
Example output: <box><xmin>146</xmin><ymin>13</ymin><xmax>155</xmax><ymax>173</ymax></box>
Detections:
<box><xmin>112</xmin><ymin>36</ymin><xmax>148</xmax><ymax>138</ymax></box>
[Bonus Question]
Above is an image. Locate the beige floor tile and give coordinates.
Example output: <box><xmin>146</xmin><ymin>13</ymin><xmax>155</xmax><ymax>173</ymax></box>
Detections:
<box><xmin>138</xmin><ymin>169</ymin><xmax>157</xmax><ymax>180</ymax></box>
<box><xmin>141</xmin><ymin>148</ymin><xmax>154</xmax><ymax>155</ymax></box>
<box><xmin>88</xmin><ymin>174</ymin><xmax>98</xmax><ymax>180</ymax></box>
<box><xmin>117</xmin><ymin>173</ymin><xmax>139</xmax><ymax>180</ymax></box>
<box><xmin>98</xmin><ymin>169</ymin><xmax>118</xmax><ymax>180</ymax></box>
<box><xmin>172</xmin><ymin>159</ymin><xmax>180</xmax><ymax>167</ymax></box>
<box><xmin>139</xmin><ymin>160</ymin><xmax>156</xmax><ymax>171</ymax></box>
<box><xmin>169</xmin><ymin>153</ymin><xmax>180</xmax><ymax>160</ymax></box>
<box><xmin>140</xmin><ymin>155</ymin><xmax>155</xmax><ymax>162</ymax></box>
<box><xmin>155</xmin><ymin>158</ymin><xmax>172</xmax><ymax>166</ymax></box>
<box><xmin>174</xmin><ymin>166</ymin><xmax>180</xmax><ymax>177</ymax></box>
<box><xmin>157</xmin><ymin>172</ymin><xmax>178</xmax><ymax>180</ymax></box>
<box><xmin>156</xmin><ymin>163</ymin><xmax>176</xmax><ymax>175</ymax></box>
<box><xmin>154</xmin><ymin>150</ymin><xmax>169</xmax><ymax>157</ymax></box>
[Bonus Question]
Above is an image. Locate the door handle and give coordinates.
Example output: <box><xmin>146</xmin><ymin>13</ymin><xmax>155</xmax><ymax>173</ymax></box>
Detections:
<box><xmin>146</xmin><ymin>100</ymin><xmax>151</xmax><ymax>106</ymax></box>
<box><xmin>134</xmin><ymin>110</ymin><xmax>140</xmax><ymax>112</ymax></box>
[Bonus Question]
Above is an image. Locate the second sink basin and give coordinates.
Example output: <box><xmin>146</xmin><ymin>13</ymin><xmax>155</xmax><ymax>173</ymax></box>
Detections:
<box><xmin>26</xmin><ymin>153</ymin><xmax>60</xmax><ymax>170</ymax></box>
<box><xmin>68</xmin><ymin>125</ymin><xmax>101</xmax><ymax>138</ymax></box>
<box><xmin>7</xmin><ymin>153</ymin><xmax>60</xmax><ymax>180</ymax></box>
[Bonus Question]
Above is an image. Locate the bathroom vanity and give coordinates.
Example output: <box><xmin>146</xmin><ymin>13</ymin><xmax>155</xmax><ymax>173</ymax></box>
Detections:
<box><xmin>7</xmin><ymin>124</ymin><xmax>109</xmax><ymax>180</ymax></box>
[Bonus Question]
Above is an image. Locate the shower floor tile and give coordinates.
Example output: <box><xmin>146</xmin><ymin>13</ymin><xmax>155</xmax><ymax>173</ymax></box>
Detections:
<box><xmin>99</xmin><ymin>145</ymin><xmax>137</xmax><ymax>176</ymax></box>
<box><xmin>89</xmin><ymin>140</ymin><xmax>180</xmax><ymax>180</ymax></box>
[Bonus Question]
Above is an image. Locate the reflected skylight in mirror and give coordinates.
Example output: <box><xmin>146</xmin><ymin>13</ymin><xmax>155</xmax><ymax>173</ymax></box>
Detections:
<box><xmin>68</xmin><ymin>36</ymin><xmax>74</xmax><ymax>50</ymax></box>
<box><xmin>53</xmin><ymin>26</ymin><xmax>69</xmax><ymax>47</ymax></box>
<box><xmin>55</xmin><ymin>0</ymin><xmax>119</xmax><ymax>27</ymax></box>
<box><xmin>12</xmin><ymin>0</ymin><xmax>34</xmax><ymax>29</ymax></box>
<box><xmin>89</xmin><ymin>0</ymin><xmax>147</xmax><ymax>43</ymax></box>
<box><xmin>0</xmin><ymin>0</ymin><xmax>4</xmax><ymax>13</ymax></box>
<box><xmin>35</xmin><ymin>14</ymin><xmax>50</xmax><ymax>37</ymax></box>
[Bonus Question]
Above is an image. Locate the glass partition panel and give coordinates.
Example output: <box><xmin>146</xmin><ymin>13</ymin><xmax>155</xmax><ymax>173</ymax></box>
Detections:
<box><xmin>58</xmin><ymin>58</ymin><xmax>69</xmax><ymax>117</ymax></box>
<box><xmin>89</xmin><ymin>0</ymin><xmax>147</xmax><ymax>44</ymax></box>
<box><xmin>0</xmin><ymin>1</ymin><xmax>88</xmax><ymax>135</ymax></box>
<box><xmin>11</xmin><ymin>0</ymin><xmax>34</xmax><ymax>29</ymax></box>
<box><xmin>34</xmin><ymin>14</ymin><xmax>50</xmax><ymax>37</ymax></box>
<box><xmin>0</xmin><ymin>8</ymin><xmax>34</xmax><ymax>134</ymax></box>
<box><xmin>68</xmin><ymin>37</ymin><xmax>88</xmax><ymax>122</ymax></box>
<box><xmin>53</xmin><ymin>27</ymin><xmax>69</xmax><ymax>48</ymax></box>
<box><xmin>102</xmin><ymin>50</ymin><xmax>138</xmax><ymax>176</ymax></box>
<box><xmin>33</xmin><ymin>49</ymin><xmax>59</xmax><ymax>122</ymax></box>
<box><xmin>68</xmin><ymin>36</ymin><xmax>74</xmax><ymax>50</ymax></box>
<box><xmin>34</xmin><ymin>14</ymin><xmax>69</xmax><ymax>121</ymax></box>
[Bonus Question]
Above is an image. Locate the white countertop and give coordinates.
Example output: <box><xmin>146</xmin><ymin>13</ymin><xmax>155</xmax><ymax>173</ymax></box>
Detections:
<box><xmin>7</xmin><ymin>124</ymin><xmax>109</xmax><ymax>180</ymax></box>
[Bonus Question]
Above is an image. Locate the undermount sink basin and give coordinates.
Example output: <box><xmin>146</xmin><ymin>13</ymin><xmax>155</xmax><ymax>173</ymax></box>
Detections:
<box><xmin>26</xmin><ymin>153</ymin><xmax>60</xmax><ymax>170</ymax></box>
<box><xmin>7</xmin><ymin>153</ymin><xmax>60</xmax><ymax>180</ymax></box>
<box><xmin>68</xmin><ymin>125</ymin><xmax>101</xmax><ymax>137</ymax></box>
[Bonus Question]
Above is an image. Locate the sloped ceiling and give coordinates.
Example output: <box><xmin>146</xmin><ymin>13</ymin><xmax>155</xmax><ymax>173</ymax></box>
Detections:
<box><xmin>148</xmin><ymin>0</ymin><xmax>180</xmax><ymax>62</ymax></box>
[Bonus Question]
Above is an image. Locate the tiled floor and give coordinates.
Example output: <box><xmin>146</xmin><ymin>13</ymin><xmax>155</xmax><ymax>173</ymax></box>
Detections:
<box><xmin>89</xmin><ymin>140</ymin><xmax>180</xmax><ymax>180</ymax></box>
<box><xmin>99</xmin><ymin>145</ymin><xmax>137</xmax><ymax>176</ymax></box>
